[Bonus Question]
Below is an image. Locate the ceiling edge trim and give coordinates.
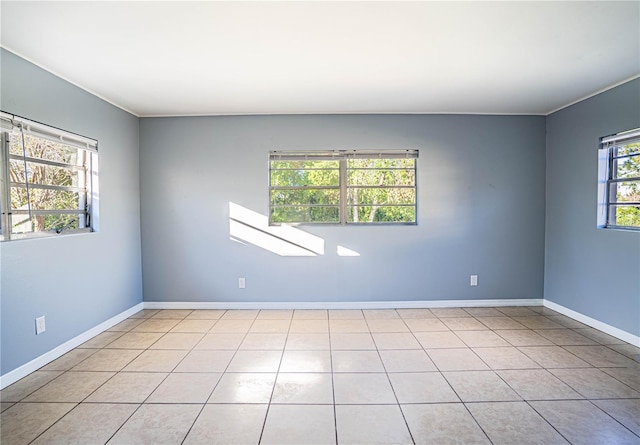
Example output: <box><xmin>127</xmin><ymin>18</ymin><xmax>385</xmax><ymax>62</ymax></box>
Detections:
<box><xmin>1</xmin><ymin>46</ymin><xmax>141</xmax><ymax>118</ymax></box>
<box><xmin>139</xmin><ymin>111</ymin><xmax>547</xmax><ymax>118</ymax></box>
<box><xmin>546</xmin><ymin>73</ymin><xmax>640</xmax><ymax>116</ymax></box>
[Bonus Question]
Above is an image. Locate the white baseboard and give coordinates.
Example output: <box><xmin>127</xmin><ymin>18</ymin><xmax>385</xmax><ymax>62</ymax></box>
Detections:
<box><xmin>143</xmin><ymin>298</ymin><xmax>544</xmax><ymax>310</ymax></box>
<box><xmin>544</xmin><ymin>300</ymin><xmax>640</xmax><ymax>347</ymax></box>
<box><xmin>0</xmin><ymin>303</ymin><xmax>144</xmax><ymax>390</ymax></box>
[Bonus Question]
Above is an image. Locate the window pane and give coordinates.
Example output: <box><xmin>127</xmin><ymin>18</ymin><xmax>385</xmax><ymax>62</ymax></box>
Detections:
<box><xmin>270</xmin><ymin>168</ymin><xmax>339</xmax><ymax>187</ymax></box>
<box><xmin>347</xmin><ymin>188</ymin><xmax>415</xmax><ymax>205</ymax></box>
<box><xmin>10</xmin><ymin>186</ymin><xmax>28</xmax><ymax>209</ymax></box>
<box><xmin>8</xmin><ymin>130</ymin><xmax>22</xmax><ymax>156</ymax></box>
<box><xmin>612</xmin><ymin>206</ymin><xmax>640</xmax><ymax>227</ymax></box>
<box><xmin>348</xmin><ymin>205</ymin><xmax>416</xmax><ymax>223</ymax></box>
<box><xmin>11</xmin><ymin>187</ymin><xmax>82</xmax><ymax>211</ymax></box>
<box><xmin>347</xmin><ymin>169</ymin><xmax>415</xmax><ymax>187</ymax></box>
<box><xmin>615</xmin><ymin>142</ymin><xmax>640</xmax><ymax>157</ymax></box>
<box><xmin>347</xmin><ymin>158</ymin><xmax>415</xmax><ymax>169</ymax></box>
<box><xmin>10</xmin><ymin>213</ymin><xmax>82</xmax><ymax>235</ymax></box>
<box><xmin>270</xmin><ymin>206</ymin><xmax>340</xmax><ymax>223</ymax></box>
<box><xmin>271</xmin><ymin>160</ymin><xmax>339</xmax><ymax>170</ymax></box>
<box><xmin>10</xmin><ymin>160</ymin><xmax>80</xmax><ymax>187</ymax></box>
<box><xmin>10</xmin><ymin>133</ymin><xmax>80</xmax><ymax>165</ymax></box>
<box><xmin>609</xmin><ymin>181</ymin><xmax>640</xmax><ymax>203</ymax></box>
<box><xmin>614</xmin><ymin>154</ymin><xmax>640</xmax><ymax>179</ymax></box>
<box><xmin>271</xmin><ymin>189</ymin><xmax>340</xmax><ymax>206</ymax></box>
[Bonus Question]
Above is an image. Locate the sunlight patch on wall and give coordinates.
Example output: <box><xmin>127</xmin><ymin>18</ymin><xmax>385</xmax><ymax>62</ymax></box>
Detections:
<box><xmin>229</xmin><ymin>202</ymin><xmax>324</xmax><ymax>257</ymax></box>
<box><xmin>337</xmin><ymin>245</ymin><xmax>360</xmax><ymax>257</ymax></box>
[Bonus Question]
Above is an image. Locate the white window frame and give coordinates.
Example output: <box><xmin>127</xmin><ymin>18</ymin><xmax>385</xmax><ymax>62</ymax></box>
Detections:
<box><xmin>597</xmin><ymin>128</ymin><xmax>640</xmax><ymax>231</ymax></box>
<box><xmin>269</xmin><ymin>149</ymin><xmax>418</xmax><ymax>225</ymax></box>
<box><xmin>0</xmin><ymin>112</ymin><xmax>98</xmax><ymax>241</ymax></box>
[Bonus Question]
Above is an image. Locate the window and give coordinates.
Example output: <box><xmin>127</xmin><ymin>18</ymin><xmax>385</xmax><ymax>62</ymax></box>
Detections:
<box><xmin>598</xmin><ymin>128</ymin><xmax>640</xmax><ymax>230</ymax></box>
<box><xmin>269</xmin><ymin>150</ymin><xmax>418</xmax><ymax>225</ymax></box>
<box><xmin>0</xmin><ymin>112</ymin><xmax>98</xmax><ymax>240</ymax></box>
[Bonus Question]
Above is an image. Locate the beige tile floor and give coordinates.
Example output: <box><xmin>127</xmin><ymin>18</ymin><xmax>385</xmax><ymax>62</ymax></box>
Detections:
<box><xmin>1</xmin><ymin>306</ymin><xmax>639</xmax><ymax>444</ymax></box>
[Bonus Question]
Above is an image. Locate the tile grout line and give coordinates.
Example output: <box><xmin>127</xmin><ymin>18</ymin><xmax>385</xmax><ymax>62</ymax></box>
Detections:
<box><xmin>365</xmin><ymin>311</ymin><xmax>416</xmax><ymax>445</ymax></box>
<box><xmin>458</xmin><ymin>401</ymin><xmax>495</xmax><ymax>445</ymax></box>
<box><xmin>405</xmin><ymin>310</ymin><xmax>510</xmax><ymax>445</ymax></box>
<box><xmin>11</xmin><ymin>313</ymin><xmax>166</xmax><ymax>443</ymax></box>
<box><xmin>586</xmin><ymin>399</ymin><xmax>640</xmax><ymax>439</ymax></box>
<box><xmin>478</xmin><ymin>309</ymin><xmax>638</xmax><ymax>443</ymax></box>
<box><xmin>27</xmin><ymin>311</ymin><xmax>161</xmax><ymax>443</ymax></box>
<box><xmin>102</xmin><ymin>309</ymin><xmax>193</xmax><ymax>444</ymax></box>
<box><xmin>327</xmin><ymin>313</ymin><xmax>339</xmax><ymax>445</ymax></box>
<box><xmin>28</xmin><ymin>309</ymin><xmax>161</xmax><ymax>445</ymax></box>
<box><xmin>177</xmin><ymin>309</ymin><xmax>234</xmax><ymax>445</ymax></box>
<box><xmin>92</xmin><ymin>310</ymin><xmax>208</xmax><ymax>444</ymax></box>
<box><xmin>176</xmin><ymin>309</ymin><xmax>265</xmax><ymax>443</ymax></box>
<box><xmin>469</xmin><ymin>308</ymin><xmax>566</xmax><ymax>444</ymax></box>
<box><xmin>400</xmin><ymin>313</ymin><xmax>488</xmax><ymax>442</ymax></box>
<box><xmin>256</xmin><ymin>311</ymin><xmax>292</xmax><ymax>445</ymax></box>
<box><xmin>524</xmin><ymin>399</ymin><xmax>577</xmax><ymax>444</ymax></box>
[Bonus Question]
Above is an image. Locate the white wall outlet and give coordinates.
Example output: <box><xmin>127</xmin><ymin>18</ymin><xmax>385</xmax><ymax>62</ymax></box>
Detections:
<box><xmin>470</xmin><ymin>275</ymin><xmax>478</xmax><ymax>286</ymax></box>
<box><xmin>238</xmin><ymin>277</ymin><xmax>246</xmax><ymax>289</ymax></box>
<box><xmin>35</xmin><ymin>316</ymin><xmax>46</xmax><ymax>335</ymax></box>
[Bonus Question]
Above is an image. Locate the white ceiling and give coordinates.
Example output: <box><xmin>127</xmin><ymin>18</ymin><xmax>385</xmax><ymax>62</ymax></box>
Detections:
<box><xmin>1</xmin><ymin>1</ymin><xmax>639</xmax><ymax>117</ymax></box>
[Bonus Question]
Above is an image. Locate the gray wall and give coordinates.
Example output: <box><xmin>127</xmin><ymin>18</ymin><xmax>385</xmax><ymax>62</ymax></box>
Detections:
<box><xmin>545</xmin><ymin>79</ymin><xmax>640</xmax><ymax>337</ymax></box>
<box><xmin>140</xmin><ymin>114</ymin><xmax>546</xmax><ymax>303</ymax></box>
<box><xmin>0</xmin><ymin>49</ymin><xmax>143</xmax><ymax>374</ymax></box>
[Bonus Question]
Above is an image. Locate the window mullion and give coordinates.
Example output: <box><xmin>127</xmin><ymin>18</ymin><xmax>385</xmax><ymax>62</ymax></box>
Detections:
<box><xmin>0</xmin><ymin>132</ymin><xmax>12</xmax><ymax>239</ymax></box>
<box><xmin>607</xmin><ymin>147</ymin><xmax>616</xmax><ymax>225</ymax></box>
<box><xmin>17</xmin><ymin>128</ymin><xmax>35</xmax><ymax>227</ymax></box>
<box><xmin>79</xmin><ymin>150</ymin><xmax>87</xmax><ymax>228</ymax></box>
<box><xmin>339</xmin><ymin>159</ymin><xmax>347</xmax><ymax>224</ymax></box>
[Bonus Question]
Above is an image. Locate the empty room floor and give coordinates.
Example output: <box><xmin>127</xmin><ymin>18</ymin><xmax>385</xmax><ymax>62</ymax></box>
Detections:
<box><xmin>1</xmin><ymin>307</ymin><xmax>639</xmax><ymax>444</ymax></box>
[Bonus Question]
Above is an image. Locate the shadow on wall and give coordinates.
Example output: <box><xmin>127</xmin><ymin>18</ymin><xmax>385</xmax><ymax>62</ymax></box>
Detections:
<box><xmin>228</xmin><ymin>202</ymin><xmax>359</xmax><ymax>257</ymax></box>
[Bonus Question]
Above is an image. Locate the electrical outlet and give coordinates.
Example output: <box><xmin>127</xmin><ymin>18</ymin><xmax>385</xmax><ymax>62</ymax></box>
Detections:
<box><xmin>35</xmin><ymin>316</ymin><xmax>46</xmax><ymax>335</ymax></box>
<box><xmin>238</xmin><ymin>277</ymin><xmax>246</xmax><ymax>289</ymax></box>
<box><xmin>470</xmin><ymin>275</ymin><xmax>478</xmax><ymax>286</ymax></box>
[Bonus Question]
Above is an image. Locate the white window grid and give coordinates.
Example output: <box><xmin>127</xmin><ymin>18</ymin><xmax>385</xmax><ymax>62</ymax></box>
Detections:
<box><xmin>0</xmin><ymin>112</ymin><xmax>98</xmax><ymax>240</ymax></box>
<box><xmin>269</xmin><ymin>149</ymin><xmax>418</xmax><ymax>225</ymax></box>
<box><xmin>598</xmin><ymin>128</ymin><xmax>640</xmax><ymax>230</ymax></box>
